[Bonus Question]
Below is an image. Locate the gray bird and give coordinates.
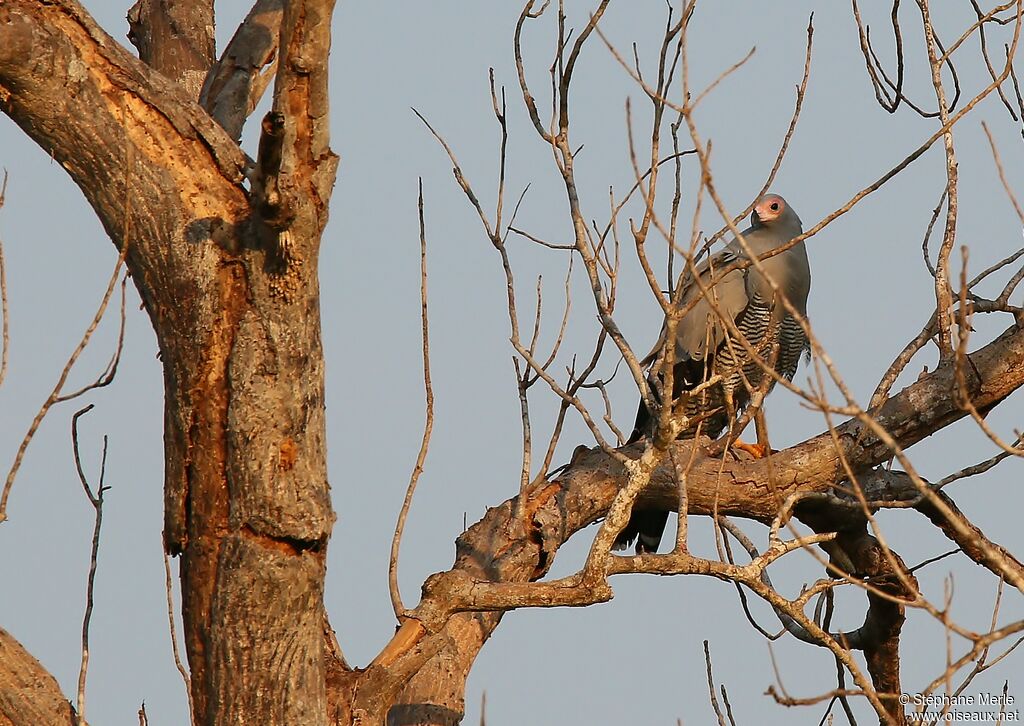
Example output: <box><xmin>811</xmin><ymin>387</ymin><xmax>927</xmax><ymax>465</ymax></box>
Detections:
<box><xmin>615</xmin><ymin>193</ymin><xmax>811</xmax><ymax>553</ymax></box>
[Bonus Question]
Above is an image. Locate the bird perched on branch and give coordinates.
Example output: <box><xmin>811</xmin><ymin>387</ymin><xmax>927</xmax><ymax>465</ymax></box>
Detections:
<box><xmin>615</xmin><ymin>193</ymin><xmax>812</xmax><ymax>553</ymax></box>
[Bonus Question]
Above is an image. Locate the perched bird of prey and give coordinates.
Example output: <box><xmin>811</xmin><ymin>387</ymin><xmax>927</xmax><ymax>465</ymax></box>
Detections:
<box><xmin>614</xmin><ymin>193</ymin><xmax>811</xmax><ymax>553</ymax></box>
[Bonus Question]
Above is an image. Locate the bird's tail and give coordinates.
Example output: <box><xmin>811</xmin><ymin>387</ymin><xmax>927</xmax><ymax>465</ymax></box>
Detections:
<box><xmin>620</xmin><ymin>388</ymin><xmax>667</xmax><ymax>552</ymax></box>
<box><xmin>628</xmin><ymin>396</ymin><xmax>651</xmax><ymax>444</ymax></box>
<box><xmin>612</xmin><ymin>509</ymin><xmax>669</xmax><ymax>553</ymax></box>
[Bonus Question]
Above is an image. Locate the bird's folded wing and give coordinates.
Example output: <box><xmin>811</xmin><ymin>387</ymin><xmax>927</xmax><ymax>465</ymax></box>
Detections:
<box><xmin>641</xmin><ymin>246</ymin><xmax>751</xmax><ymax>369</ymax></box>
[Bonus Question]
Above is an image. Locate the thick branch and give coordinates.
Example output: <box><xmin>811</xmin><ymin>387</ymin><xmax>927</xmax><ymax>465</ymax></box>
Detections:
<box><xmin>795</xmin><ymin>495</ymin><xmax>917</xmax><ymax>726</ymax></box>
<box><xmin>200</xmin><ymin>0</ymin><xmax>283</xmax><ymax>140</ymax></box>
<box><xmin>365</xmin><ymin>321</ymin><xmax>1024</xmax><ymax>722</ymax></box>
<box><xmin>859</xmin><ymin>469</ymin><xmax>1024</xmax><ymax>582</ymax></box>
<box><xmin>243</xmin><ymin>0</ymin><xmax>338</xmax><ymax>291</ymax></box>
<box><xmin>127</xmin><ymin>0</ymin><xmax>216</xmax><ymax>98</ymax></box>
<box><xmin>0</xmin><ymin>627</ymin><xmax>77</xmax><ymax>726</ymax></box>
<box><xmin>0</xmin><ymin>0</ymin><xmax>250</xmax><ymax>302</ymax></box>
<box><xmin>269</xmin><ymin>0</ymin><xmax>336</xmax><ymax>205</ymax></box>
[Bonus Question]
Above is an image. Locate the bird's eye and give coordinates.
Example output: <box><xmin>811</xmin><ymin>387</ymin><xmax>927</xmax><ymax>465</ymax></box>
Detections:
<box><xmin>770</xmin><ymin>202</ymin><xmax>780</xmax><ymax>211</ymax></box>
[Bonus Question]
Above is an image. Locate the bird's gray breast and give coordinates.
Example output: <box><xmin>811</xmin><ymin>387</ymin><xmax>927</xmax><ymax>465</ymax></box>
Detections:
<box><xmin>714</xmin><ymin>240</ymin><xmax>811</xmax><ymax>397</ymax></box>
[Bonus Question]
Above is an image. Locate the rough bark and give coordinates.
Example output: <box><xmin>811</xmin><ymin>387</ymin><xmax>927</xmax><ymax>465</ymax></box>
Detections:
<box><xmin>0</xmin><ymin>628</ymin><xmax>77</xmax><ymax>726</ymax></box>
<box><xmin>0</xmin><ymin>1</ymin><xmax>338</xmax><ymax>724</ymax></box>
<box><xmin>200</xmin><ymin>0</ymin><xmax>283</xmax><ymax>141</ymax></box>
<box><xmin>127</xmin><ymin>0</ymin><xmax>216</xmax><ymax>98</ymax></box>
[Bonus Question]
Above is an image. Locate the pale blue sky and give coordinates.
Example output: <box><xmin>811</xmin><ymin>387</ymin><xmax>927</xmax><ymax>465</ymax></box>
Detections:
<box><xmin>2</xmin><ymin>2</ymin><xmax>1023</xmax><ymax>724</ymax></box>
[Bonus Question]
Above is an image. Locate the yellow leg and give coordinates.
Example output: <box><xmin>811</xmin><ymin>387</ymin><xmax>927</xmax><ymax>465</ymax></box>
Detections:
<box><xmin>721</xmin><ymin>386</ymin><xmax>768</xmax><ymax>458</ymax></box>
<box><xmin>731</xmin><ymin>439</ymin><xmax>769</xmax><ymax>459</ymax></box>
<box><xmin>720</xmin><ymin>391</ymin><xmax>770</xmax><ymax>458</ymax></box>
<box><xmin>745</xmin><ymin>408</ymin><xmax>772</xmax><ymax>458</ymax></box>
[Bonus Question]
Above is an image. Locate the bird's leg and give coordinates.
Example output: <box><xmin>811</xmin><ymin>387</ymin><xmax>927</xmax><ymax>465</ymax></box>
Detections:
<box><xmin>729</xmin><ymin>424</ymin><xmax>767</xmax><ymax>458</ymax></box>
<box><xmin>720</xmin><ymin>385</ymin><xmax>770</xmax><ymax>460</ymax></box>
<box><xmin>730</xmin><ymin>340</ymin><xmax>780</xmax><ymax>459</ymax></box>
<box><xmin>719</xmin><ymin>386</ymin><xmax>761</xmax><ymax>458</ymax></box>
<box><xmin>723</xmin><ymin>384</ymin><xmax>737</xmax><ymax>437</ymax></box>
<box><xmin>739</xmin><ymin>408</ymin><xmax>771</xmax><ymax>459</ymax></box>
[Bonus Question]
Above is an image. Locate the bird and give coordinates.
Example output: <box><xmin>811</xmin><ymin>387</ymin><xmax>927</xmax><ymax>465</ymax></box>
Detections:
<box><xmin>614</xmin><ymin>193</ymin><xmax>811</xmax><ymax>553</ymax></box>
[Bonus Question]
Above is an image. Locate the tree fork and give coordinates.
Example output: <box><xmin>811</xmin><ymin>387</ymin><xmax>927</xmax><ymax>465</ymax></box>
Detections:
<box><xmin>0</xmin><ymin>1</ymin><xmax>339</xmax><ymax>723</ymax></box>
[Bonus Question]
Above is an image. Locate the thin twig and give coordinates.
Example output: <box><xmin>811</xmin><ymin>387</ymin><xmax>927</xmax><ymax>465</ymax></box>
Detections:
<box><xmin>72</xmin><ymin>404</ymin><xmax>110</xmax><ymax>725</ymax></box>
<box><xmin>919</xmin><ymin>0</ymin><xmax>961</xmax><ymax>361</ymax></box>
<box><xmin>982</xmin><ymin>120</ymin><xmax>1024</xmax><ymax>223</ymax></box>
<box><xmin>0</xmin><ymin>245</ymin><xmax>130</xmax><ymax>522</ymax></box>
<box><xmin>971</xmin><ymin>0</ymin><xmax>1020</xmax><ymax>120</ymax></box>
<box><xmin>823</xmin><ymin>590</ymin><xmax>858</xmax><ymax>726</ymax></box>
<box><xmin>757</xmin><ymin>14</ymin><xmax>814</xmax><ymax>200</ymax></box>
<box><xmin>389</xmin><ymin>180</ymin><xmax>435</xmax><ymax>618</ymax></box>
<box><xmin>908</xmin><ymin>548</ymin><xmax>961</xmax><ymax>574</ymax></box>
<box><xmin>719</xmin><ymin>518</ymin><xmax>786</xmax><ymax>640</ymax></box>
<box><xmin>0</xmin><ymin>170</ymin><xmax>9</xmax><ymax>389</ymax></box>
<box><xmin>934</xmin><ymin>438</ymin><xmax>1021</xmax><ymax>490</ymax></box>
<box><xmin>703</xmin><ymin>641</ymin><xmax>731</xmax><ymax>726</ymax></box>
<box><xmin>56</xmin><ymin>276</ymin><xmax>128</xmax><ymax>404</ymax></box>
<box><xmin>163</xmin><ymin>552</ymin><xmax>192</xmax><ymax>715</ymax></box>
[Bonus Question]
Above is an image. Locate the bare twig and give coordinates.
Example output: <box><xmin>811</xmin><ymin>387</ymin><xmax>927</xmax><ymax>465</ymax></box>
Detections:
<box><xmin>823</xmin><ymin>591</ymin><xmax>858</xmax><ymax>726</ymax></box>
<box><xmin>0</xmin><ymin>170</ymin><xmax>8</xmax><ymax>389</ymax></box>
<box><xmin>163</xmin><ymin>552</ymin><xmax>192</xmax><ymax>715</ymax></box>
<box><xmin>908</xmin><ymin>548</ymin><xmax>960</xmax><ymax>573</ymax></box>
<box><xmin>513</xmin><ymin>0</ymin><xmax>652</xmax><ymax>408</ymax></box>
<box><xmin>0</xmin><ymin>245</ymin><xmax>130</xmax><ymax>523</ymax></box>
<box><xmin>953</xmin><ymin>612</ymin><xmax>1024</xmax><ymax>697</ymax></box>
<box><xmin>55</xmin><ymin>276</ymin><xmax>127</xmax><ymax>404</ymax></box>
<box><xmin>934</xmin><ymin>437</ymin><xmax>1021</xmax><ymax>490</ymax></box>
<box><xmin>918</xmin><ymin>620</ymin><xmax>1024</xmax><ymax>700</ymax></box>
<box><xmin>919</xmin><ymin>0</ymin><xmax>961</xmax><ymax>360</ymax></box>
<box><xmin>71</xmin><ymin>404</ymin><xmax>110</xmax><ymax>724</ymax></box>
<box><xmin>971</xmin><ymin>0</ymin><xmax>1020</xmax><ymax>120</ymax></box>
<box><xmin>754</xmin><ymin>14</ymin><xmax>815</xmax><ymax>207</ymax></box>
<box><xmin>719</xmin><ymin>518</ymin><xmax>786</xmax><ymax>640</ymax></box>
<box><xmin>939</xmin><ymin>2</ymin><xmax>1018</xmax><ymax>63</ymax></box>
<box><xmin>703</xmin><ymin>640</ymin><xmax>734</xmax><ymax>726</ymax></box>
<box><xmin>851</xmin><ymin>0</ymin><xmax>906</xmax><ymax>113</ymax></box>
<box><xmin>1006</xmin><ymin>42</ymin><xmax>1024</xmax><ymax>124</ymax></box>
<box><xmin>982</xmin><ymin>120</ymin><xmax>1024</xmax><ymax>223</ymax></box>
<box><xmin>389</xmin><ymin>180</ymin><xmax>435</xmax><ymax>618</ymax></box>
<box><xmin>920</xmin><ymin>186</ymin><xmax>947</xmax><ymax>279</ymax></box>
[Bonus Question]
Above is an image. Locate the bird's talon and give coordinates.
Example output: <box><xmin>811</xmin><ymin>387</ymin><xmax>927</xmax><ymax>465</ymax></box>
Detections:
<box><xmin>732</xmin><ymin>440</ymin><xmax>770</xmax><ymax>459</ymax></box>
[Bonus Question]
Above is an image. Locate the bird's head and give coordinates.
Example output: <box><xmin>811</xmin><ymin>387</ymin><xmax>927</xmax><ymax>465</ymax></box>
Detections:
<box><xmin>751</xmin><ymin>193</ymin><xmax>800</xmax><ymax>230</ymax></box>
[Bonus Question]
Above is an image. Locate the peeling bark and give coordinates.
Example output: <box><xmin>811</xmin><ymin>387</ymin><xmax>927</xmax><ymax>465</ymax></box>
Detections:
<box><xmin>1</xmin><ymin>1</ymin><xmax>337</xmax><ymax>724</ymax></box>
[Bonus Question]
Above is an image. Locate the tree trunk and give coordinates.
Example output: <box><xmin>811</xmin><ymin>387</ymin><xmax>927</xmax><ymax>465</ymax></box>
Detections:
<box><xmin>0</xmin><ymin>1</ymin><xmax>338</xmax><ymax>723</ymax></box>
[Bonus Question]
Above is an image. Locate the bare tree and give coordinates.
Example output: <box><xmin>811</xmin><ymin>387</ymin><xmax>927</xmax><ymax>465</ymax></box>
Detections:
<box><xmin>1</xmin><ymin>2</ymin><xmax>1023</xmax><ymax>725</ymax></box>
